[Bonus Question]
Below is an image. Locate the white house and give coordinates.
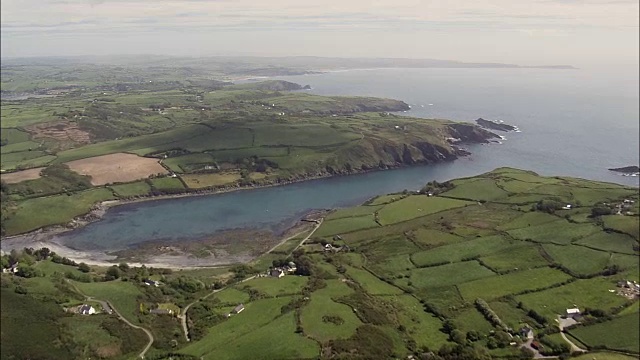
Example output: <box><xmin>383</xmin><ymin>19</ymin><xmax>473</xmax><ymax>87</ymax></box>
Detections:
<box><xmin>79</xmin><ymin>304</ymin><xmax>96</xmax><ymax>315</ymax></box>
<box><xmin>270</xmin><ymin>269</ymin><xmax>285</xmax><ymax>278</ymax></box>
<box><xmin>566</xmin><ymin>308</ymin><xmax>580</xmax><ymax>317</ymax></box>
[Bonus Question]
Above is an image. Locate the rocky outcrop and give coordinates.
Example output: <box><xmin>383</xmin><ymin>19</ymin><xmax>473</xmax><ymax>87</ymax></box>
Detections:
<box><xmin>447</xmin><ymin>123</ymin><xmax>500</xmax><ymax>143</ymax></box>
<box><xmin>475</xmin><ymin>118</ymin><xmax>517</xmax><ymax>132</ymax></box>
<box><xmin>609</xmin><ymin>166</ymin><xmax>640</xmax><ymax>175</ymax></box>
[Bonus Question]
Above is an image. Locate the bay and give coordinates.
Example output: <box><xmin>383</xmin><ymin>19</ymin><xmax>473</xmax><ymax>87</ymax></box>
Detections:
<box><xmin>55</xmin><ymin>67</ymin><xmax>639</xmax><ymax>251</ymax></box>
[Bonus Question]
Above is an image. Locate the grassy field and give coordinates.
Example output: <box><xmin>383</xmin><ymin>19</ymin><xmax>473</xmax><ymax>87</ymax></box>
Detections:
<box><xmin>345</xmin><ymin>266</ymin><xmax>403</xmax><ymax>295</ymax></box>
<box><xmin>74</xmin><ymin>280</ymin><xmax>145</xmax><ymax>325</ymax></box>
<box><xmin>314</xmin><ymin>215</ymin><xmax>379</xmax><ymax>237</ymax></box>
<box><xmin>602</xmin><ymin>215</ymin><xmax>640</xmax><ymax>240</ymax></box>
<box><xmin>181</xmin><ymin>297</ymin><xmax>296</xmax><ymax>357</ymax></box>
<box><xmin>409</xmin><ymin>261</ymin><xmax>496</xmax><ymax>289</ymax></box>
<box><xmin>241</xmin><ymin>275</ymin><xmax>308</xmax><ymax>297</ymax></box>
<box><xmin>457</xmin><ymin>267</ymin><xmax>572</xmax><ymax>301</ymax></box>
<box><xmin>507</xmin><ymin>220</ymin><xmax>600</xmax><ymax>245</ymax></box>
<box><xmin>574</xmin><ymin>231</ymin><xmax>639</xmax><ymax>255</ymax></box>
<box><xmin>377</xmin><ymin>196</ymin><xmax>471</xmax><ymax>225</ymax></box>
<box><xmin>150</xmin><ymin>177</ymin><xmax>185</xmax><ymax>190</ymax></box>
<box><xmin>3</xmin><ymin>188</ymin><xmax>115</xmax><ymax>235</ymax></box>
<box><xmin>569</xmin><ymin>313</ymin><xmax>640</xmax><ymax>353</ymax></box>
<box><xmin>180</xmin><ymin>172</ymin><xmax>241</xmax><ymax>188</ymax></box>
<box><xmin>300</xmin><ymin>280</ymin><xmax>362</xmax><ymax>342</ymax></box>
<box><xmin>543</xmin><ymin>244</ymin><xmax>612</xmax><ymax>275</ymax></box>
<box><xmin>479</xmin><ymin>243</ymin><xmax>550</xmax><ymax>272</ymax></box>
<box><xmin>516</xmin><ymin>277</ymin><xmax>630</xmax><ymax>319</ymax></box>
<box><xmin>110</xmin><ymin>181</ymin><xmax>151</xmax><ymax>197</ymax></box>
<box><xmin>410</xmin><ymin>235</ymin><xmax>512</xmax><ymax>267</ymax></box>
<box><xmin>442</xmin><ymin>178</ymin><xmax>510</xmax><ymax>201</ymax></box>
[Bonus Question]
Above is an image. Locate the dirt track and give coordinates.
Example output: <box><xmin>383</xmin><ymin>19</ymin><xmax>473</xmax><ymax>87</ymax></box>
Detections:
<box><xmin>65</xmin><ymin>153</ymin><xmax>168</xmax><ymax>185</ymax></box>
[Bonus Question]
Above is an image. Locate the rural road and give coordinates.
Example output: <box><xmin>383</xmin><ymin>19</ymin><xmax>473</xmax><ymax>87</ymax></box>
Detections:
<box><xmin>557</xmin><ymin>317</ymin><xmax>588</xmax><ymax>353</ymax></box>
<box><xmin>180</xmin><ymin>218</ymin><xmax>323</xmax><ymax>341</ymax></box>
<box><xmin>67</xmin><ymin>280</ymin><xmax>155</xmax><ymax>359</ymax></box>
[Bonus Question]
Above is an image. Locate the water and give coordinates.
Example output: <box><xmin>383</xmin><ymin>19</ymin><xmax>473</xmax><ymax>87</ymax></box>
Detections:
<box><xmin>57</xmin><ymin>68</ymin><xmax>639</xmax><ymax>250</ymax></box>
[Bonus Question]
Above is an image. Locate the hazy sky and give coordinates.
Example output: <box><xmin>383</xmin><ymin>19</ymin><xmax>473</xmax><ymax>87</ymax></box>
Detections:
<box><xmin>1</xmin><ymin>0</ymin><xmax>638</xmax><ymax>67</ymax></box>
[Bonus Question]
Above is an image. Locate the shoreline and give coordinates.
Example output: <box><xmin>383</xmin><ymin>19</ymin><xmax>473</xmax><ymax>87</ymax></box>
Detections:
<box><xmin>1</xmin><ymin>158</ymin><xmax>454</xmax><ymax>243</ymax></box>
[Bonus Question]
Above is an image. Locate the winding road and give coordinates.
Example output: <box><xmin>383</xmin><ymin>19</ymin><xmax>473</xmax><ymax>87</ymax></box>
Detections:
<box><xmin>179</xmin><ymin>219</ymin><xmax>323</xmax><ymax>342</ymax></box>
<box><xmin>67</xmin><ymin>280</ymin><xmax>155</xmax><ymax>359</ymax></box>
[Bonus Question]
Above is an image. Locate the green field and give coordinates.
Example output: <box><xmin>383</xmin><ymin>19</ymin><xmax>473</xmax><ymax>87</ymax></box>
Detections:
<box><xmin>110</xmin><ymin>181</ymin><xmax>151</xmax><ymax>197</ymax></box>
<box><xmin>457</xmin><ymin>267</ymin><xmax>572</xmax><ymax>301</ymax></box>
<box><xmin>569</xmin><ymin>313</ymin><xmax>640</xmax><ymax>353</ymax></box>
<box><xmin>3</xmin><ymin>188</ymin><xmax>115</xmax><ymax>235</ymax></box>
<box><xmin>241</xmin><ymin>275</ymin><xmax>308</xmax><ymax>297</ymax></box>
<box><xmin>74</xmin><ymin>280</ymin><xmax>145</xmax><ymax>325</ymax></box>
<box><xmin>507</xmin><ymin>220</ymin><xmax>600</xmax><ymax>245</ymax></box>
<box><xmin>314</xmin><ymin>215</ymin><xmax>379</xmax><ymax>237</ymax></box>
<box><xmin>410</xmin><ymin>235</ymin><xmax>513</xmax><ymax>267</ymax></box>
<box><xmin>300</xmin><ymin>280</ymin><xmax>362</xmax><ymax>342</ymax></box>
<box><xmin>442</xmin><ymin>178</ymin><xmax>510</xmax><ymax>201</ymax></box>
<box><xmin>345</xmin><ymin>266</ymin><xmax>404</xmax><ymax>295</ymax></box>
<box><xmin>574</xmin><ymin>231</ymin><xmax>639</xmax><ymax>255</ymax></box>
<box><xmin>516</xmin><ymin>277</ymin><xmax>630</xmax><ymax>319</ymax></box>
<box><xmin>377</xmin><ymin>196</ymin><xmax>471</xmax><ymax>225</ymax></box>
<box><xmin>543</xmin><ymin>244</ymin><xmax>612</xmax><ymax>275</ymax></box>
<box><xmin>409</xmin><ymin>261</ymin><xmax>496</xmax><ymax>289</ymax></box>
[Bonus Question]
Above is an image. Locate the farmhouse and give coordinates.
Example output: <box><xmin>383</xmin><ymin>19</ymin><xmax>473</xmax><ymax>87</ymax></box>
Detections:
<box><xmin>3</xmin><ymin>263</ymin><xmax>20</xmax><ymax>274</ymax></box>
<box><xmin>270</xmin><ymin>269</ymin><xmax>285</xmax><ymax>278</ymax></box>
<box><xmin>143</xmin><ymin>279</ymin><xmax>160</xmax><ymax>287</ymax></box>
<box><xmin>79</xmin><ymin>304</ymin><xmax>96</xmax><ymax>315</ymax></box>
<box><xmin>232</xmin><ymin>304</ymin><xmax>245</xmax><ymax>314</ymax></box>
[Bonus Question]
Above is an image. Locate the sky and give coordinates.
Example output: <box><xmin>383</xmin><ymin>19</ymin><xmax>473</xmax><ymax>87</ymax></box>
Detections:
<box><xmin>1</xmin><ymin>0</ymin><xmax>638</xmax><ymax>67</ymax></box>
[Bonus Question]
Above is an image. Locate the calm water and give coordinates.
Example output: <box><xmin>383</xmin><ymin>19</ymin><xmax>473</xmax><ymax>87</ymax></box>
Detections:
<box><xmin>57</xmin><ymin>68</ymin><xmax>639</xmax><ymax>250</ymax></box>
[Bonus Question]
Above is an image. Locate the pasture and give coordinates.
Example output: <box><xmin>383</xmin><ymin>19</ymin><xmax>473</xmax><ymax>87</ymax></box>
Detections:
<box><xmin>409</xmin><ymin>261</ymin><xmax>495</xmax><ymax>289</ymax></box>
<box><xmin>2</xmin><ymin>188</ymin><xmax>115</xmax><ymax>235</ymax></box>
<box><xmin>110</xmin><ymin>181</ymin><xmax>151</xmax><ymax>197</ymax></box>
<box><xmin>456</xmin><ymin>267</ymin><xmax>572</xmax><ymax>301</ymax></box>
<box><xmin>377</xmin><ymin>196</ymin><xmax>471</xmax><ymax>225</ymax></box>
<box><xmin>410</xmin><ymin>235</ymin><xmax>512</xmax><ymax>267</ymax></box>
<box><xmin>515</xmin><ymin>277</ymin><xmax>629</xmax><ymax>319</ymax></box>
<box><xmin>74</xmin><ymin>280</ymin><xmax>145</xmax><ymax>325</ymax></box>
<box><xmin>569</xmin><ymin>313</ymin><xmax>639</xmax><ymax>353</ymax></box>
<box><xmin>314</xmin><ymin>215</ymin><xmax>379</xmax><ymax>237</ymax></box>
<box><xmin>180</xmin><ymin>172</ymin><xmax>241</xmax><ymax>189</ymax></box>
<box><xmin>241</xmin><ymin>275</ymin><xmax>308</xmax><ymax>297</ymax></box>
<box><xmin>65</xmin><ymin>153</ymin><xmax>167</xmax><ymax>185</ymax></box>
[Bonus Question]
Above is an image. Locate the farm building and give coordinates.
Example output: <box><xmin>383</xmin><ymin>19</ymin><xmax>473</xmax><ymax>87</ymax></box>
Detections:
<box><xmin>143</xmin><ymin>279</ymin><xmax>160</xmax><ymax>287</ymax></box>
<box><xmin>566</xmin><ymin>308</ymin><xmax>580</xmax><ymax>317</ymax></box>
<box><xmin>270</xmin><ymin>269</ymin><xmax>285</xmax><ymax>278</ymax></box>
<box><xmin>2</xmin><ymin>263</ymin><xmax>19</xmax><ymax>274</ymax></box>
<box><xmin>232</xmin><ymin>304</ymin><xmax>245</xmax><ymax>314</ymax></box>
<box><xmin>79</xmin><ymin>304</ymin><xmax>96</xmax><ymax>315</ymax></box>
<box><xmin>149</xmin><ymin>308</ymin><xmax>173</xmax><ymax>315</ymax></box>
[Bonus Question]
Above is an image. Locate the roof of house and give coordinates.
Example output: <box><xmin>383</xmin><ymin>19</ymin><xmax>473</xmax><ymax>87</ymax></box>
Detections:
<box><xmin>233</xmin><ymin>304</ymin><xmax>245</xmax><ymax>312</ymax></box>
<box><xmin>79</xmin><ymin>304</ymin><xmax>93</xmax><ymax>313</ymax></box>
<box><xmin>566</xmin><ymin>308</ymin><xmax>580</xmax><ymax>314</ymax></box>
<box><xmin>150</xmin><ymin>308</ymin><xmax>172</xmax><ymax>314</ymax></box>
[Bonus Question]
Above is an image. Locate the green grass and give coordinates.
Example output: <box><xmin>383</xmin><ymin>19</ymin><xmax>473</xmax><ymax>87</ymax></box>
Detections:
<box><xmin>574</xmin><ymin>232</ymin><xmax>639</xmax><ymax>255</ymax></box>
<box><xmin>74</xmin><ymin>280</ymin><xmax>145</xmax><ymax>325</ymax></box>
<box><xmin>181</xmin><ymin>297</ymin><xmax>296</xmax><ymax>357</ymax></box>
<box><xmin>409</xmin><ymin>261</ymin><xmax>496</xmax><ymax>289</ymax></box>
<box><xmin>543</xmin><ymin>244</ymin><xmax>612</xmax><ymax>275</ymax></box>
<box><xmin>110</xmin><ymin>181</ymin><xmax>151</xmax><ymax>197</ymax></box>
<box><xmin>457</xmin><ymin>267</ymin><xmax>572</xmax><ymax>301</ymax></box>
<box><xmin>496</xmin><ymin>211</ymin><xmax>560</xmax><ymax>231</ymax></box>
<box><xmin>571</xmin><ymin>352</ymin><xmax>639</xmax><ymax>360</ymax></box>
<box><xmin>479</xmin><ymin>244</ymin><xmax>550</xmax><ymax>272</ymax></box>
<box><xmin>507</xmin><ymin>219</ymin><xmax>600</xmax><ymax>245</ymax></box>
<box><xmin>488</xmin><ymin>300</ymin><xmax>537</xmax><ymax>329</ymax></box>
<box><xmin>411</xmin><ymin>228</ymin><xmax>465</xmax><ymax>246</ymax></box>
<box><xmin>516</xmin><ymin>277</ymin><xmax>630</xmax><ymax>319</ymax></box>
<box><xmin>325</xmin><ymin>205</ymin><xmax>382</xmax><ymax>220</ymax></box>
<box><xmin>377</xmin><ymin>195</ymin><xmax>471</xmax><ymax>225</ymax></box>
<box><xmin>3</xmin><ymin>188</ymin><xmax>115</xmax><ymax>235</ymax></box>
<box><xmin>150</xmin><ymin>177</ymin><xmax>185</xmax><ymax>190</ymax></box>
<box><xmin>442</xmin><ymin>178</ymin><xmax>510</xmax><ymax>201</ymax></box>
<box><xmin>452</xmin><ymin>307</ymin><xmax>496</xmax><ymax>334</ymax></box>
<box><xmin>241</xmin><ymin>276</ymin><xmax>308</xmax><ymax>297</ymax></box>
<box><xmin>300</xmin><ymin>280</ymin><xmax>362</xmax><ymax>342</ymax></box>
<box><xmin>410</xmin><ymin>235</ymin><xmax>513</xmax><ymax>267</ymax></box>
<box><xmin>314</xmin><ymin>215</ymin><xmax>379</xmax><ymax>237</ymax></box>
<box><xmin>345</xmin><ymin>266</ymin><xmax>403</xmax><ymax>295</ymax></box>
<box><xmin>603</xmin><ymin>215</ymin><xmax>640</xmax><ymax>240</ymax></box>
<box><xmin>569</xmin><ymin>314</ymin><xmax>639</xmax><ymax>353</ymax></box>
<box><xmin>213</xmin><ymin>288</ymin><xmax>251</xmax><ymax>306</ymax></box>
<box><xmin>368</xmin><ymin>194</ymin><xmax>405</xmax><ymax>206</ymax></box>
<box><xmin>199</xmin><ymin>312</ymin><xmax>320</xmax><ymax>360</ymax></box>
<box><xmin>388</xmin><ymin>295</ymin><xmax>448</xmax><ymax>350</ymax></box>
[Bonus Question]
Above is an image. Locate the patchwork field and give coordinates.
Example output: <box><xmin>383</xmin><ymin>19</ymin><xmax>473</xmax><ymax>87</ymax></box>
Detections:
<box><xmin>65</xmin><ymin>152</ymin><xmax>168</xmax><ymax>185</ymax></box>
<box><xmin>0</xmin><ymin>167</ymin><xmax>44</xmax><ymax>183</ymax></box>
